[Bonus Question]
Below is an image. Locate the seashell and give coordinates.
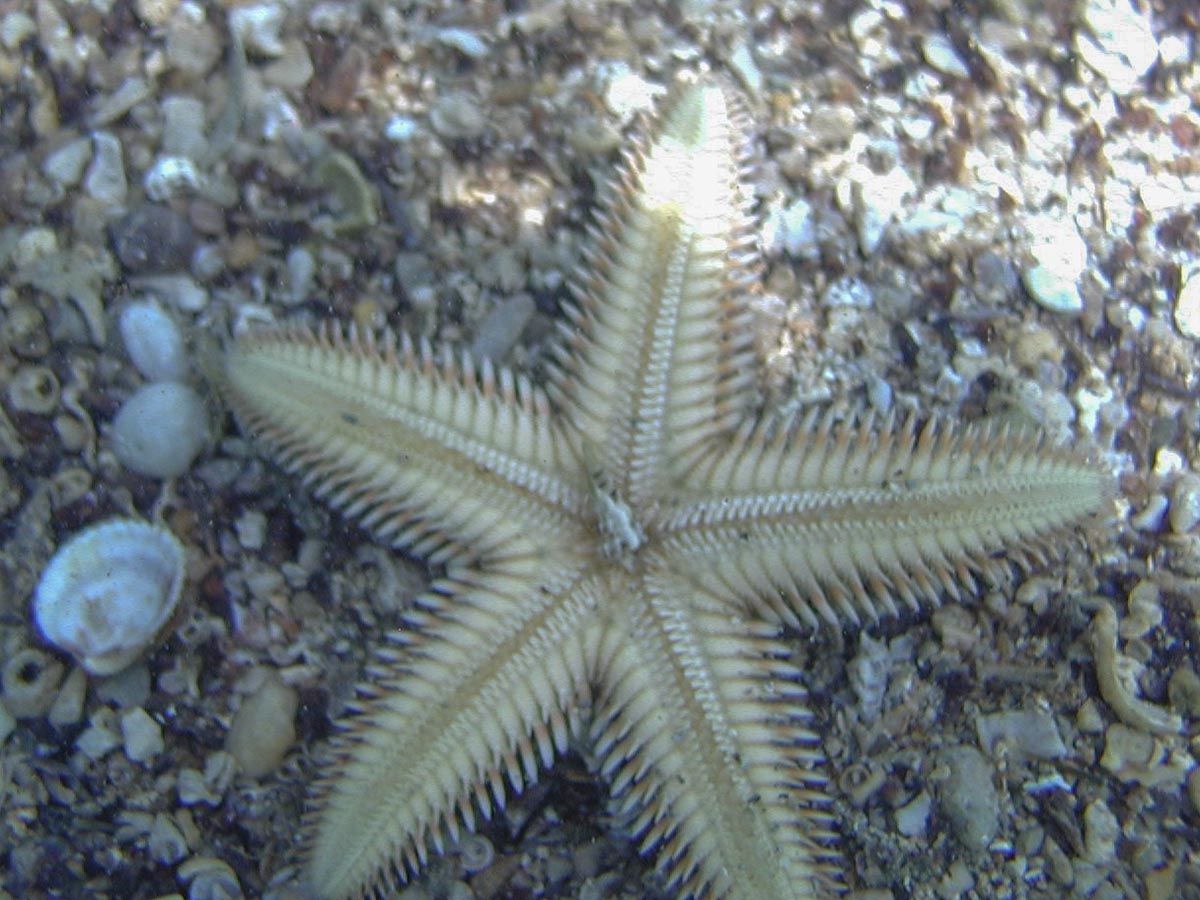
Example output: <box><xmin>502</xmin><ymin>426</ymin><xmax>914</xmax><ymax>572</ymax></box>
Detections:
<box><xmin>178</xmin><ymin>856</ymin><xmax>243</xmax><ymax>900</ymax></box>
<box><xmin>1</xmin><ymin>647</ymin><xmax>64</xmax><ymax>718</ymax></box>
<box><xmin>33</xmin><ymin>519</ymin><xmax>187</xmax><ymax>676</ymax></box>
<box><xmin>456</xmin><ymin>833</ymin><xmax>495</xmax><ymax>874</ymax></box>
<box><xmin>7</xmin><ymin>364</ymin><xmax>61</xmax><ymax>414</ymax></box>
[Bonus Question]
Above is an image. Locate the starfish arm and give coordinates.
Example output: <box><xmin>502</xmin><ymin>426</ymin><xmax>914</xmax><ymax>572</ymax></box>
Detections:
<box><xmin>221</xmin><ymin>324</ymin><xmax>586</xmax><ymax>564</ymax></box>
<box><xmin>304</xmin><ymin>557</ymin><xmax>604</xmax><ymax>900</ymax></box>
<box><xmin>658</xmin><ymin>412</ymin><xmax>1110</xmax><ymax>629</ymax></box>
<box><xmin>547</xmin><ymin>79</ymin><xmax>762</xmax><ymax>505</ymax></box>
<box><xmin>591</xmin><ymin>571</ymin><xmax>840</xmax><ymax>900</ymax></box>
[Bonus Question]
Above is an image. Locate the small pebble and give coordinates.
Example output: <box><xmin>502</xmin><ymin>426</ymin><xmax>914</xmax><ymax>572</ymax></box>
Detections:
<box><xmin>1082</xmin><ymin>798</ymin><xmax>1120</xmax><ymax>861</ymax></box>
<box><xmin>1024</xmin><ymin>265</ymin><xmax>1081</xmax><ymax>314</ymax></box>
<box><xmin>225</xmin><ymin>669</ymin><xmax>298</xmax><ymax>778</ymax></box>
<box><xmin>95</xmin><ymin>662</ymin><xmax>153</xmax><ymax>708</ymax></box>
<box><xmin>111</xmin><ymin>382</ymin><xmax>210</xmax><ymax>479</ymax></box>
<box><xmin>165</xmin><ymin>17</ymin><xmax>221</xmax><ymax>76</ymax></box>
<box><xmin>76</xmin><ymin>715</ymin><xmax>123</xmax><ymax>760</ymax></box>
<box><xmin>83</xmin><ymin>131</ymin><xmax>128</xmax><ymax>205</ymax></box>
<box><xmin>121</xmin><ymin>706</ymin><xmax>164</xmax><ymax>764</ymax></box>
<box><xmin>234</xmin><ymin>510</ymin><xmax>268</xmax><ymax>550</ymax></box>
<box><xmin>974</xmin><ymin>250</ymin><xmax>1020</xmax><ymax>295</ymax></box>
<box><xmin>313</xmin><ymin>44</ymin><xmax>367</xmax><ymax>112</ymax></box>
<box><xmin>939</xmin><ymin>860</ymin><xmax>975</xmax><ymax>896</ymax></box>
<box><xmin>1167</xmin><ymin>666</ymin><xmax>1200</xmax><ymax>718</ymax></box>
<box><xmin>230</xmin><ymin>2</ymin><xmax>285</xmax><ymax>56</ymax></box>
<box><xmin>47</xmin><ymin>666</ymin><xmax>87</xmax><ymax>727</ymax></box>
<box><xmin>429</xmin><ymin>26</ymin><xmax>488</xmax><ymax>59</ymax></box>
<box><xmin>805</xmin><ymin>106</ymin><xmax>857</xmax><ymax>145</ymax></box>
<box><xmin>1099</xmin><ymin>722</ymin><xmax>1156</xmax><ymax>776</ymax></box>
<box><xmin>0</xmin><ymin>702</ymin><xmax>15</xmax><ymax>743</ymax></box>
<box><xmin>1076</xmin><ymin>698</ymin><xmax>1106</xmax><ymax>733</ymax></box>
<box><xmin>42</xmin><ymin>136</ymin><xmax>91</xmax><ymax>186</ymax></box>
<box><xmin>13</xmin><ymin>226</ymin><xmax>58</xmax><ymax>268</ymax></box>
<box><xmin>602</xmin><ymin>68</ymin><xmax>663</xmax><ymax>121</ymax></box>
<box><xmin>119</xmin><ymin>299</ymin><xmax>189</xmax><ymax>383</ymax></box>
<box><xmin>111</xmin><ymin>205</ymin><xmax>196</xmax><ymax>274</ymax></box>
<box><xmin>1023</xmin><ymin>216</ymin><xmax>1087</xmax><ymax>313</ymax></box>
<box><xmin>285</xmin><ymin>246</ymin><xmax>316</xmax><ymax>305</ymax></box>
<box><xmin>1176</xmin><ymin>269</ymin><xmax>1200</xmax><ymax>341</ymax></box>
<box><xmin>1</xmin><ymin>11</ymin><xmax>36</xmax><ymax>50</ymax></box>
<box><xmin>840</xmin><ymin>164</ymin><xmax>915</xmax><ymax>256</ymax></box>
<box><xmin>1158</xmin><ymin>32</ymin><xmax>1189</xmax><ymax>66</ymax></box>
<box><xmin>1153</xmin><ymin>447</ymin><xmax>1185</xmax><ymax>479</ymax></box>
<box><xmin>922</xmin><ymin>33</ymin><xmax>969</xmax><ymax>77</ymax></box>
<box><xmin>262</xmin><ymin>38</ymin><xmax>314</xmax><ymax>89</ymax></box>
<box><xmin>36</xmin><ymin>0</ymin><xmax>81</xmax><ymax>76</ymax></box>
<box><xmin>849</xmin><ymin>8</ymin><xmax>884</xmax><ymax>46</ymax></box>
<box><xmin>1121</xmin><ymin>579</ymin><xmax>1162</xmax><ymax>639</ymax></box>
<box><xmin>90</xmin><ymin>77</ymin><xmax>151</xmax><ymax>127</ymax></box>
<box><xmin>471</xmin><ymin>294</ymin><xmax>535</xmax><ymax>361</ymax></box>
<box><xmin>976</xmin><ymin>709</ymin><xmax>1067</xmax><ymax>759</ymax></box>
<box><xmin>429</xmin><ymin>91</ymin><xmax>487</xmax><ymax>140</ymax></box>
<box><xmin>773</xmin><ymin>198</ymin><xmax>818</xmax><ymax>259</ymax></box>
<box><xmin>1075</xmin><ymin>0</ymin><xmax>1158</xmax><ymax>95</ymax></box>
<box><xmin>308</xmin><ymin>1</ymin><xmax>360</xmax><ymax>33</ymax></box>
<box><xmin>133</xmin><ymin>274</ymin><xmax>209</xmax><ymax>312</ymax></box>
<box><xmin>934</xmin><ymin>745</ymin><xmax>999</xmax><ymax>851</ymax></box>
<box><xmin>161</xmin><ymin>95</ymin><xmax>208</xmax><ymax>159</ymax></box>
<box><xmin>894</xmin><ymin>790</ymin><xmax>932</xmax><ymax>837</ymax></box>
<box><xmin>848</xmin><ymin>633</ymin><xmax>890</xmax><ymax>723</ymax></box>
<box><xmin>822</xmin><ymin>276</ymin><xmax>873</xmax><ymax>309</ymax></box>
<box><xmin>385</xmin><ymin>116</ymin><xmax>418</xmax><ymax>142</ymax></box>
<box><xmin>147</xmin><ymin>813</ymin><xmax>188</xmax><ymax>864</ymax></box>
<box><xmin>134</xmin><ymin>0</ymin><xmax>180</xmax><ymax>27</ymax></box>
<box><xmin>144</xmin><ymin>156</ymin><xmax>201</xmax><ymax>202</ymax></box>
<box><xmin>1130</xmin><ymin>493</ymin><xmax>1168</xmax><ymax>532</ymax></box>
<box><xmin>726</xmin><ymin>41</ymin><xmax>763</xmax><ymax>96</ymax></box>
<box><xmin>866</xmin><ymin>376</ymin><xmax>893</xmax><ymax>413</ymax></box>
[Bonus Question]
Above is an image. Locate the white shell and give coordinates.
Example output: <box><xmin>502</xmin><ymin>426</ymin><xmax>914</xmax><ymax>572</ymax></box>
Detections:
<box><xmin>34</xmin><ymin>519</ymin><xmax>186</xmax><ymax>676</ymax></box>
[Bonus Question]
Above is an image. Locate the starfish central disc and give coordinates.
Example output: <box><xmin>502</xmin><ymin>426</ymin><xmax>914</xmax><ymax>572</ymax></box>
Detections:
<box><xmin>589</xmin><ymin>467</ymin><xmax>646</xmax><ymax>565</ymax></box>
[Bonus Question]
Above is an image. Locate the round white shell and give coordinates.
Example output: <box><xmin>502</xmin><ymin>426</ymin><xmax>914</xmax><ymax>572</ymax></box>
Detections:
<box><xmin>33</xmin><ymin>519</ymin><xmax>186</xmax><ymax>676</ymax></box>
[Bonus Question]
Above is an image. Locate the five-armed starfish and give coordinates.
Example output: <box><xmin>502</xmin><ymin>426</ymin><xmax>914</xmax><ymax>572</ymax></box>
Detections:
<box><xmin>219</xmin><ymin>77</ymin><xmax>1108</xmax><ymax>900</ymax></box>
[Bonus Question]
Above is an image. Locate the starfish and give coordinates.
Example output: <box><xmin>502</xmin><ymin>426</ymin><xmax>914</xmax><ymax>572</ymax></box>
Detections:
<box><xmin>218</xmin><ymin>77</ymin><xmax>1109</xmax><ymax>900</ymax></box>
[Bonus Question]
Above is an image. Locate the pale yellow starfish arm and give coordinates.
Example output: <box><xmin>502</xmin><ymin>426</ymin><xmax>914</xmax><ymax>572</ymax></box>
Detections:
<box><xmin>591</xmin><ymin>571</ymin><xmax>841</xmax><ymax>900</ymax></box>
<box><xmin>304</xmin><ymin>556</ymin><xmax>603</xmax><ymax>900</ymax></box>
<box><xmin>658</xmin><ymin>411</ymin><xmax>1109</xmax><ymax>628</ymax></box>
<box><xmin>547</xmin><ymin>78</ymin><xmax>761</xmax><ymax>506</ymax></box>
<box><xmin>221</xmin><ymin>323</ymin><xmax>587</xmax><ymax>564</ymax></box>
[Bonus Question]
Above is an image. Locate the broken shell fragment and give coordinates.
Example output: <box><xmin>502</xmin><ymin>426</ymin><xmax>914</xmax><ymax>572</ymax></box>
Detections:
<box><xmin>33</xmin><ymin>519</ymin><xmax>187</xmax><ymax>676</ymax></box>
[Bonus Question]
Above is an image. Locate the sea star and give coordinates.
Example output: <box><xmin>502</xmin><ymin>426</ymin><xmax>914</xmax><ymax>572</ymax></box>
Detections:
<box><xmin>218</xmin><ymin>76</ymin><xmax>1108</xmax><ymax>900</ymax></box>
